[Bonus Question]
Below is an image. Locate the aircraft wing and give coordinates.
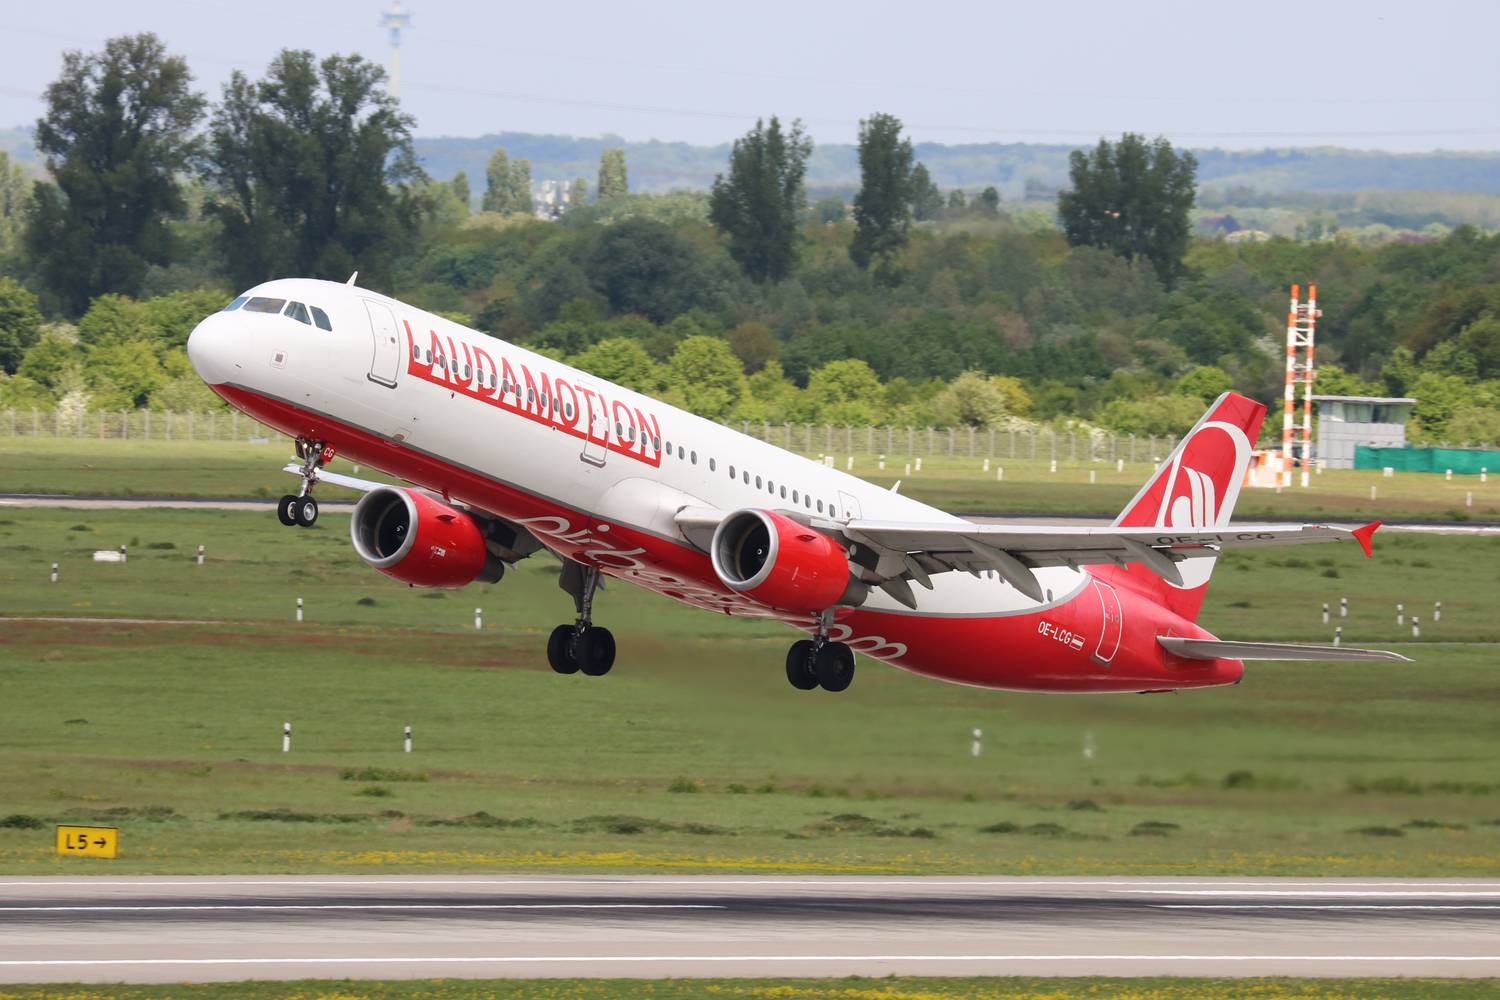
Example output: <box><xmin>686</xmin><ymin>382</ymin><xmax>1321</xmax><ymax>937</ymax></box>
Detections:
<box><xmin>1158</xmin><ymin>636</ymin><xmax>1411</xmax><ymax>663</ymax></box>
<box><xmin>281</xmin><ymin>462</ymin><xmax>391</xmax><ymax>494</ymax></box>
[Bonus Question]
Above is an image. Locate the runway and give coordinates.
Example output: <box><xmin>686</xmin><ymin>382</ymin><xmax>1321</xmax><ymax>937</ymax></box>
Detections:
<box><xmin>2</xmin><ymin>875</ymin><xmax>1498</xmax><ymax>982</ymax></box>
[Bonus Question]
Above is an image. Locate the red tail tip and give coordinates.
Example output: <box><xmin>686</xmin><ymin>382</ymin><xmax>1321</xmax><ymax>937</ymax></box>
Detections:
<box><xmin>1352</xmin><ymin>520</ymin><xmax>1381</xmax><ymax>558</ymax></box>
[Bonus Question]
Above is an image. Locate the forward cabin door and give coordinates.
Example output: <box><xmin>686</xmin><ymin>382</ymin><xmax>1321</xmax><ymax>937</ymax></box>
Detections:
<box><xmin>1091</xmin><ymin>578</ymin><xmax>1123</xmax><ymax>664</ymax></box>
<box><xmin>364</xmin><ymin>300</ymin><xmax>401</xmax><ymax>388</ymax></box>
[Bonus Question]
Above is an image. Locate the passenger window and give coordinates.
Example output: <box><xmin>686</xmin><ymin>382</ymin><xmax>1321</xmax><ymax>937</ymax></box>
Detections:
<box><xmin>678</xmin><ymin>446</ymin><xmax>685</xmax><ymax>460</ymax></box>
<box><xmin>690</xmin><ymin>451</ymin><xmax>697</xmax><ymax>464</ymax></box>
<box><xmin>709</xmin><ymin>458</ymin><xmax>716</xmax><ymax>472</ymax></box>
<box><xmin>652</xmin><ymin>437</ymin><xmax>661</xmax><ymax>451</ymax></box>
<box><xmin>729</xmin><ymin>465</ymin><xmax>736</xmax><ymax>478</ymax></box>
<box><xmin>564</xmin><ymin>401</ymin><xmax>575</xmax><ymax>419</ymax></box>
<box><xmin>780</xmin><ymin>486</ymin><xmax>787</xmax><ymax>499</ymax></box>
<box><xmin>792</xmin><ymin>490</ymin><xmax>799</xmax><ymax>503</ymax></box>
<box><xmin>755</xmin><ymin>476</ymin><xmax>763</xmax><ymax>489</ymax></box>
<box><xmin>310</xmin><ymin>306</ymin><xmax>332</xmax><ymax>331</ymax></box>
<box><xmin>243</xmin><ymin>297</ymin><xmax>286</xmax><ymax>314</ymax></box>
<box><xmin>224</xmin><ymin>296</ymin><xmax>247</xmax><ymax>311</ymax></box>
<box><xmin>665</xmin><ymin>440</ymin><xmax>672</xmax><ymax>455</ymax></box>
<box><xmin>768</xmin><ymin>480</ymin><xmax>775</xmax><ymax>494</ymax></box>
<box><xmin>412</xmin><ymin>344</ymin><xmax>421</xmax><ymax>361</ymax></box>
<box><xmin>743</xmin><ymin>471</ymin><xmax>750</xmax><ymax>484</ymax></box>
<box><xmin>615</xmin><ymin>422</ymin><xmax>623</xmax><ymax>436</ymax></box>
<box><xmin>464</xmin><ymin>364</ymin><xmax>472</xmax><ymax>380</ymax></box>
<box><xmin>817</xmin><ymin>499</ymin><xmax>824</xmax><ymax>513</ymax></box>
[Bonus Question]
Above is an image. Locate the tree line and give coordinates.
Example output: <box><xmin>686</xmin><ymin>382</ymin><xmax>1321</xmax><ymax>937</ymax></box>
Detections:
<box><xmin>1</xmin><ymin>33</ymin><xmax>1499</xmax><ymax>447</ymax></box>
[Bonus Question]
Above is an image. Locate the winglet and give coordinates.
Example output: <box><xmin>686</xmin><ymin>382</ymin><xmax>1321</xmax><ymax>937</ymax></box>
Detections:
<box><xmin>1352</xmin><ymin>520</ymin><xmax>1381</xmax><ymax>558</ymax></box>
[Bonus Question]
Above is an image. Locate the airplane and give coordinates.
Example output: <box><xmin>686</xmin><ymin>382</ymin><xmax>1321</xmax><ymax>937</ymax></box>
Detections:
<box><xmin>186</xmin><ymin>276</ymin><xmax>1408</xmax><ymax>694</ymax></box>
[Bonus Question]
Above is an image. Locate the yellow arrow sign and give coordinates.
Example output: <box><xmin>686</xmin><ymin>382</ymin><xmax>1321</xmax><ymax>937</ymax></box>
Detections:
<box><xmin>55</xmin><ymin>825</ymin><xmax>118</xmax><ymax>859</ymax></box>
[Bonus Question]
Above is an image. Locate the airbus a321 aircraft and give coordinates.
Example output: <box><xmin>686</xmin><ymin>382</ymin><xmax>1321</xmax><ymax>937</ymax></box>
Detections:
<box><xmin>186</xmin><ymin>277</ymin><xmax>1406</xmax><ymax>693</ymax></box>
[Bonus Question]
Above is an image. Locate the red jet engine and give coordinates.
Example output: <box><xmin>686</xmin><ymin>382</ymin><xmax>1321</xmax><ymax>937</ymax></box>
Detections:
<box><xmin>350</xmin><ymin>487</ymin><xmax>503</xmax><ymax>588</ymax></box>
<box><xmin>710</xmin><ymin>508</ymin><xmax>866</xmax><ymax>613</ymax></box>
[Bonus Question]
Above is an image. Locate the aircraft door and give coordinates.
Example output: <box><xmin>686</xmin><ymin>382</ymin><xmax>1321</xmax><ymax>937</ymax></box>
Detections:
<box><xmin>1091</xmin><ymin>578</ymin><xmax>1123</xmax><ymax>664</ymax></box>
<box><xmin>837</xmin><ymin>491</ymin><xmax>862</xmax><ymax>520</ymax></box>
<box><xmin>364</xmin><ymin>300</ymin><xmax>401</xmax><ymax>388</ymax></box>
<box><xmin>578</xmin><ymin>384</ymin><xmax>609</xmax><ymax>467</ymax></box>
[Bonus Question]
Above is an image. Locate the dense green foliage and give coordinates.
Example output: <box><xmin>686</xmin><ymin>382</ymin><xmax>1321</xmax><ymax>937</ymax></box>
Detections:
<box><xmin>25</xmin><ymin>34</ymin><xmax>204</xmax><ymax>313</ymax></box>
<box><xmin>709</xmin><ymin>116</ymin><xmax>812</xmax><ymax>283</ymax></box>
<box><xmin>4</xmin><ymin>35</ymin><xmax>1500</xmax><ymax>446</ymax></box>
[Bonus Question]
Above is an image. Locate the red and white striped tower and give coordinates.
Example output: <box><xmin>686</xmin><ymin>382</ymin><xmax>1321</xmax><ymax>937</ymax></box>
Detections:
<box><xmin>1281</xmin><ymin>283</ymin><xmax>1318</xmax><ymax>487</ymax></box>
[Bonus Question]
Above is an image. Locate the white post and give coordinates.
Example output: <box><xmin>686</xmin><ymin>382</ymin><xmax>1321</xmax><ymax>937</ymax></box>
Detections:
<box><xmin>1370</xmin><ymin>485</ymin><xmax>1377</xmax><ymax>500</ymax></box>
<box><xmin>982</xmin><ymin>458</ymin><xmax>990</xmax><ymax>472</ymax></box>
<box><xmin>1321</xmin><ymin>602</ymin><xmax>1329</xmax><ymax>625</ymax></box>
<box><xmin>118</xmin><ymin>544</ymin><xmax>127</xmax><ymax>564</ymax></box>
<box><xmin>196</xmin><ymin>545</ymin><xmax>205</xmax><ymax>566</ymax></box>
<box><xmin>996</xmin><ymin>466</ymin><xmax>1003</xmax><ymax>482</ymax></box>
<box><xmin>1340</xmin><ymin>597</ymin><xmax>1348</xmax><ymax>618</ymax></box>
<box><xmin>1049</xmin><ymin>459</ymin><xmax>1057</xmax><ymax>473</ymax></box>
<box><xmin>1383</xmin><ymin>466</ymin><xmax>1393</xmax><ymax>478</ymax></box>
<box><xmin>914</xmin><ymin>458</ymin><xmax>922</xmax><ymax>472</ymax></box>
<box><xmin>296</xmin><ymin>597</ymin><xmax>304</xmax><ymax>623</ymax></box>
<box><xmin>1116</xmin><ymin>458</ymin><xmax>1124</xmax><ymax>473</ymax></box>
<box><xmin>878</xmin><ymin>455</ymin><xmax>885</xmax><ymax>471</ymax></box>
<box><xmin>1334</xmin><ymin>626</ymin><xmax>1342</xmax><ymax>647</ymax></box>
<box><xmin>282</xmin><ymin>722</ymin><xmax>291</xmax><ymax>753</ymax></box>
<box><xmin>1412</xmin><ymin>616</ymin><xmax>1421</xmax><ymax>639</ymax></box>
<box><xmin>1446</xmin><ymin>469</ymin><xmax>1453</xmax><ymax>481</ymax></box>
<box><xmin>970</xmin><ymin>728</ymin><xmax>982</xmax><ymax>758</ymax></box>
<box><xmin>1482</xmin><ymin>467</ymin><xmax>1488</xmax><ymax>484</ymax></box>
<box><xmin>1397</xmin><ymin>604</ymin><xmax>1404</xmax><ymax>626</ymax></box>
<box><xmin>1089</xmin><ymin>470</ymin><xmax>1096</xmax><ymax>484</ymax></box>
<box><xmin>474</xmin><ymin>607</ymin><xmax>482</xmax><ymax>630</ymax></box>
<box><xmin>1082</xmin><ymin>731</ymin><xmax>1097</xmax><ymax>760</ymax></box>
<box><xmin>1467</xmin><ymin>491</ymin><xmax>1474</xmax><ymax>508</ymax></box>
<box><xmin>50</xmin><ymin>562</ymin><xmax>58</xmax><ymax>584</ymax></box>
<box><xmin>1434</xmin><ymin>601</ymin><xmax>1442</xmax><ymax>623</ymax></box>
<box><xmin>404</xmin><ymin>725</ymin><xmax>413</xmax><ymax>753</ymax></box>
<box><xmin>904</xmin><ymin>463</ymin><xmax>911</xmax><ymax>477</ymax></box>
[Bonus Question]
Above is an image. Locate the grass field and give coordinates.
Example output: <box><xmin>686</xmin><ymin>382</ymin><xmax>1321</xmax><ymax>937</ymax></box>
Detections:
<box><xmin>2</xmin><ymin>978</ymin><xmax>1498</xmax><ymax>999</ymax></box>
<box><xmin>1</xmin><ymin>507</ymin><xmax>1497</xmax><ymax>876</ymax></box>
<box><xmin>3</xmin><ymin>437</ymin><xmax>1499</xmax><ymax>521</ymax></box>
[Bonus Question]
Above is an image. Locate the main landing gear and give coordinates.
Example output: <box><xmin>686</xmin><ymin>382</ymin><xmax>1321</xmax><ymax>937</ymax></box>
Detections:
<box><xmin>547</xmin><ymin>562</ymin><xmax>616</xmax><ymax>677</ymax></box>
<box><xmin>277</xmin><ymin>438</ymin><xmax>332</xmax><ymax>529</ymax></box>
<box><xmin>785</xmin><ymin>611</ymin><xmax>855</xmax><ymax>693</ymax></box>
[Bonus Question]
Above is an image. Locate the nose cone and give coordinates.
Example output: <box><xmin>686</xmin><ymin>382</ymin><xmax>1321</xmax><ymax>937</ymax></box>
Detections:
<box><xmin>187</xmin><ymin>313</ymin><xmax>234</xmax><ymax>385</ymax></box>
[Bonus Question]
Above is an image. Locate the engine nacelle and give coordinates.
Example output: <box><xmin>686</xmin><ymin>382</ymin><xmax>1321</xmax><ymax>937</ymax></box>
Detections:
<box><xmin>350</xmin><ymin>487</ymin><xmax>503</xmax><ymax>588</ymax></box>
<box><xmin>709</xmin><ymin>508</ymin><xmax>866</xmax><ymax>613</ymax></box>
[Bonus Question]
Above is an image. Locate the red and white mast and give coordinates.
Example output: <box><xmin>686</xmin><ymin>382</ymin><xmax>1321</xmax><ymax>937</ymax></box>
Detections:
<box><xmin>1282</xmin><ymin>283</ymin><xmax>1318</xmax><ymax>487</ymax></box>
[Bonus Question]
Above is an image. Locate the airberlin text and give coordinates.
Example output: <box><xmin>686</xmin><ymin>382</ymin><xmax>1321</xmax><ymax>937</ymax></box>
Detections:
<box><xmin>405</xmin><ymin>321</ymin><xmax>662</xmax><ymax>468</ymax></box>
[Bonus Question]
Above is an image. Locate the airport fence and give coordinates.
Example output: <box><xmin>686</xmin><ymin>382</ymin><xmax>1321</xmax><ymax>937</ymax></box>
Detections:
<box><xmin>0</xmin><ymin>407</ymin><xmax>1176</xmax><ymax>465</ymax></box>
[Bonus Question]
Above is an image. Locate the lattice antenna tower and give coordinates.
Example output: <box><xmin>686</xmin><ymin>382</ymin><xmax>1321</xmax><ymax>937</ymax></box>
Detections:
<box><xmin>1282</xmin><ymin>283</ymin><xmax>1319</xmax><ymax>487</ymax></box>
<box><xmin>380</xmin><ymin>1</ymin><xmax>413</xmax><ymax>100</ymax></box>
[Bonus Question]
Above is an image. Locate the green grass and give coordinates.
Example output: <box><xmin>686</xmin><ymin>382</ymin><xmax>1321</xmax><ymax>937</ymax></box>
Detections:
<box><xmin>1</xmin><ymin>979</ymin><xmax>1498</xmax><ymax>999</ymax></box>
<box><xmin>3</xmin><ymin>436</ymin><xmax>1499</xmax><ymax>520</ymax></box>
<box><xmin>1</xmin><ymin>508</ymin><xmax>1498</xmax><ymax>876</ymax></box>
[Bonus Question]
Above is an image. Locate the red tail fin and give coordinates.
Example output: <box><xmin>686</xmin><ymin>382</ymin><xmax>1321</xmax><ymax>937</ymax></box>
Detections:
<box><xmin>1109</xmin><ymin>392</ymin><xmax>1266</xmax><ymax>620</ymax></box>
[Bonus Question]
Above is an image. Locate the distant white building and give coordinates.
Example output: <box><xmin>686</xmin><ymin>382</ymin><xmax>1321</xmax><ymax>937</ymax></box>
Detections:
<box><xmin>1312</xmin><ymin>395</ymin><xmax>1416</xmax><ymax>469</ymax></box>
<box><xmin>534</xmin><ymin>179</ymin><xmax>577</xmax><ymax>220</ymax></box>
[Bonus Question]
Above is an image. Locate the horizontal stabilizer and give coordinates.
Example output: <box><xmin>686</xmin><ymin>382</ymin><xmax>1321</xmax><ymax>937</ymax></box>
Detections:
<box><xmin>1159</xmin><ymin>636</ymin><xmax>1411</xmax><ymax>663</ymax></box>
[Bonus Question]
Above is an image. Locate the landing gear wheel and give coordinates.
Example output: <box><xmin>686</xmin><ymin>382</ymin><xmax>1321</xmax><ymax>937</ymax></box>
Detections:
<box><xmin>294</xmin><ymin>495</ymin><xmax>319</xmax><ymax>528</ymax></box>
<box><xmin>547</xmin><ymin>624</ymin><xmax>580</xmax><ymax>674</ymax></box>
<box><xmin>576</xmin><ymin>627</ymin><xmax>616</xmax><ymax>676</ymax></box>
<box><xmin>276</xmin><ymin>494</ymin><xmax>299</xmax><ymax>527</ymax></box>
<box><xmin>785</xmin><ymin>640</ymin><xmax>818</xmax><ymax>690</ymax></box>
<box><xmin>814</xmin><ymin>642</ymin><xmax>856</xmax><ymax>692</ymax></box>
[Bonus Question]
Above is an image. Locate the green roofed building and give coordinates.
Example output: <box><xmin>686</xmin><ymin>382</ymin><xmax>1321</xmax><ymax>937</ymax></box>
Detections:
<box><xmin>1312</xmin><ymin>395</ymin><xmax>1415</xmax><ymax>470</ymax></box>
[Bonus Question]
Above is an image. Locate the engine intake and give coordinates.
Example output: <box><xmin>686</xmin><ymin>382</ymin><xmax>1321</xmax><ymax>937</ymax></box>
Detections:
<box><xmin>350</xmin><ymin>487</ymin><xmax>503</xmax><ymax>588</ymax></box>
<box><xmin>710</xmin><ymin>508</ymin><xmax>865</xmax><ymax>613</ymax></box>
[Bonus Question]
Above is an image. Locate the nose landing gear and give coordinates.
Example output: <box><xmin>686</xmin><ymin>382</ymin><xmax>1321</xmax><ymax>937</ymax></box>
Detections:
<box><xmin>277</xmin><ymin>438</ymin><xmax>333</xmax><ymax>529</ymax></box>
<box><xmin>785</xmin><ymin>610</ymin><xmax>855</xmax><ymax>692</ymax></box>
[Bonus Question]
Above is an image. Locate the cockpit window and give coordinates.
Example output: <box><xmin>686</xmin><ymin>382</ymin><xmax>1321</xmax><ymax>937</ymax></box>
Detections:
<box><xmin>243</xmin><ymin>297</ymin><xmax>287</xmax><ymax>314</ymax></box>
<box><xmin>284</xmin><ymin>301</ymin><xmax>312</xmax><ymax>325</ymax></box>
<box><xmin>224</xmin><ymin>296</ymin><xmax>247</xmax><ymax>311</ymax></box>
<box><xmin>310</xmin><ymin>306</ymin><xmax>332</xmax><ymax>331</ymax></box>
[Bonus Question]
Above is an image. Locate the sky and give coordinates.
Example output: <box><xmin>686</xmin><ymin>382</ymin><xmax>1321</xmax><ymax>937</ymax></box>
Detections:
<box><xmin>4</xmin><ymin>0</ymin><xmax>1498</xmax><ymax>151</ymax></box>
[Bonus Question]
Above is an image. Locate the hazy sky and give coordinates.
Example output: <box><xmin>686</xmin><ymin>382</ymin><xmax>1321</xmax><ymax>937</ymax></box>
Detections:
<box><xmin>5</xmin><ymin>0</ymin><xmax>1498</xmax><ymax>151</ymax></box>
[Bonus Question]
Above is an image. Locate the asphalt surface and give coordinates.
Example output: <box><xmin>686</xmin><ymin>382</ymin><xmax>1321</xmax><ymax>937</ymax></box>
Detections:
<box><xmin>1</xmin><ymin>875</ymin><xmax>1498</xmax><ymax>982</ymax></box>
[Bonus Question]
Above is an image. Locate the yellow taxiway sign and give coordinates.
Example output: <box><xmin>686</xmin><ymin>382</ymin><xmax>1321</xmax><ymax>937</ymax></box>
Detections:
<box><xmin>55</xmin><ymin>825</ymin><xmax>118</xmax><ymax>859</ymax></box>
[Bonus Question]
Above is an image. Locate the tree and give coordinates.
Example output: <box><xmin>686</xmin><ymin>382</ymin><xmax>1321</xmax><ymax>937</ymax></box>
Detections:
<box><xmin>662</xmin><ymin>336</ymin><xmax>745</xmax><ymax>420</ymax></box>
<box><xmin>204</xmin><ymin>50</ymin><xmax>423</xmax><ymax>290</ymax></box>
<box><xmin>482</xmin><ymin>149</ymin><xmax>513</xmax><ymax>212</ymax></box>
<box><xmin>850</xmin><ymin>113</ymin><xmax>915</xmax><ymax>272</ymax></box>
<box><xmin>450</xmin><ymin>171</ymin><xmax>471</xmax><ymax>211</ymax></box>
<box><xmin>1057</xmin><ymin>132</ymin><xmax>1198</xmax><ymax>287</ymax></box>
<box><xmin>26</xmin><ymin>34</ymin><xmax>205</xmax><ymax>313</ymax></box>
<box><xmin>708</xmin><ymin>116</ymin><xmax>813</xmax><ymax>283</ymax></box>
<box><xmin>725</xmin><ymin>320</ymin><xmax>777</xmax><ymax>373</ymax></box>
<box><xmin>802</xmin><ymin>359</ymin><xmax>882</xmax><ymax>425</ymax></box>
<box><xmin>571</xmin><ymin>337</ymin><xmax>658</xmax><ymax>393</ymax></box>
<box><xmin>597</xmin><ymin>148</ymin><xmax>628</xmax><ymax>201</ymax></box>
<box><xmin>1176</xmin><ymin>365</ymin><xmax>1232</xmax><ymax>403</ymax></box>
<box><xmin>0</xmin><ymin>152</ymin><xmax>29</xmax><ymax>260</ymax></box>
<box><xmin>508</xmin><ymin>158</ymin><xmax>533</xmax><ymax>216</ymax></box>
<box><xmin>975</xmin><ymin>186</ymin><xmax>1001</xmax><ymax>218</ymax></box>
<box><xmin>946</xmin><ymin>189</ymin><xmax>967</xmax><ymax>214</ymax></box>
<box><xmin>931</xmin><ymin>371</ymin><xmax>1015</xmax><ymax>427</ymax></box>
<box><xmin>587</xmin><ymin>218</ymin><xmax>701</xmax><ymax>324</ymax></box>
<box><xmin>0</xmin><ymin>278</ymin><xmax>44</xmax><ymax>373</ymax></box>
<box><xmin>911</xmin><ymin>163</ymin><xmax>943</xmax><ymax>221</ymax></box>
<box><xmin>568</xmin><ymin>177</ymin><xmax>588</xmax><ymax>210</ymax></box>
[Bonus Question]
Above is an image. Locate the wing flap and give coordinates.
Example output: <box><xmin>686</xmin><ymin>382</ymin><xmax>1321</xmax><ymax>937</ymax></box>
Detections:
<box><xmin>1159</xmin><ymin>636</ymin><xmax>1412</xmax><ymax>663</ymax></box>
